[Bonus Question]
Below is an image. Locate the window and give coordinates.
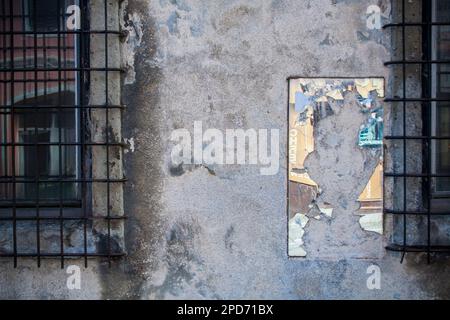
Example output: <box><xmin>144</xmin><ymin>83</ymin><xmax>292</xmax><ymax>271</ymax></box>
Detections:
<box><xmin>384</xmin><ymin>0</ymin><xmax>450</xmax><ymax>262</ymax></box>
<box><xmin>0</xmin><ymin>0</ymin><xmax>125</xmax><ymax>267</ymax></box>
<box><xmin>432</xmin><ymin>0</ymin><xmax>450</xmax><ymax>196</ymax></box>
<box><xmin>1</xmin><ymin>0</ymin><xmax>81</xmax><ymax>208</ymax></box>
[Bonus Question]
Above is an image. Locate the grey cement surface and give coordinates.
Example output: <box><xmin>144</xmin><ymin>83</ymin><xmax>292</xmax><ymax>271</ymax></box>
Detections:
<box><xmin>1</xmin><ymin>0</ymin><xmax>450</xmax><ymax>300</ymax></box>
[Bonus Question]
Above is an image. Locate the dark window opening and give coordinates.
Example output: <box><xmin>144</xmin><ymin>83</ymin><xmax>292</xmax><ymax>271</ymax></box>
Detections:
<box><xmin>24</xmin><ymin>0</ymin><xmax>60</xmax><ymax>32</ymax></box>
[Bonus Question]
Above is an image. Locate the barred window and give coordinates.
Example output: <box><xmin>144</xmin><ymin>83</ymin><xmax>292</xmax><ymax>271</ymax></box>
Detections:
<box><xmin>0</xmin><ymin>0</ymin><xmax>125</xmax><ymax>267</ymax></box>
<box><xmin>384</xmin><ymin>0</ymin><xmax>450</xmax><ymax>262</ymax></box>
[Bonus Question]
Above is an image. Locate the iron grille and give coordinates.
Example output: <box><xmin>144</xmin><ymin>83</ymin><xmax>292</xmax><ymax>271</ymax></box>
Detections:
<box><xmin>0</xmin><ymin>0</ymin><xmax>126</xmax><ymax>268</ymax></box>
<box><xmin>384</xmin><ymin>0</ymin><xmax>450</xmax><ymax>263</ymax></box>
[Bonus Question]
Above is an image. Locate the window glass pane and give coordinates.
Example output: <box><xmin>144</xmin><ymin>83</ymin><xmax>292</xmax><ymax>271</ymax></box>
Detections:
<box><xmin>0</xmin><ymin>0</ymin><xmax>81</xmax><ymax>206</ymax></box>
<box><xmin>434</xmin><ymin>0</ymin><xmax>450</xmax><ymax>23</ymax></box>
<box><xmin>25</xmin><ymin>0</ymin><xmax>60</xmax><ymax>32</ymax></box>
<box><xmin>436</xmin><ymin>105</ymin><xmax>450</xmax><ymax>191</ymax></box>
<box><xmin>433</xmin><ymin>0</ymin><xmax>450</xmax><ymax>193</ymax></box>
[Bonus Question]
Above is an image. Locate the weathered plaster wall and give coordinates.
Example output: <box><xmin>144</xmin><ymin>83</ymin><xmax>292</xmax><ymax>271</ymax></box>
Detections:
<box><xmin>2</xmin><ymin>0</ymin><xmax>450</xmax><ymax>300</ymax></box>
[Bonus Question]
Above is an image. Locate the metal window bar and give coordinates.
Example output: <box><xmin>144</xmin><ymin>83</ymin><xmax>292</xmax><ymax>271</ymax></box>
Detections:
<box><xmin>0</xmin><ymin>0</ymin><xmax>126</xmax><ymax>268</ymax></box>
<box><xmin>383</xmin><ymin>0</ymin><xmax>450</xmax><ymax>263</ymax></box>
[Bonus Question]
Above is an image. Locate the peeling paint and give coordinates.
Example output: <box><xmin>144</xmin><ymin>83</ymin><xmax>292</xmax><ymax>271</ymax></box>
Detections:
<box><xmin>288</xmin><ymin>78</ymin><xmax>385</xmax><ymax>257</ymax></box>
<box><xmin>357</xmin><ymin>161</ymin><xmax>383</xmax><ymax>210</ymax></box>
<box><xmin>124</xmin><ymin>137</ymin><xmax>136</xmax><ymax>153</ymax></box>
<box><xmin>359</xmin><ymin>213</ymin><xmax>383</xmax><ymax>235</ymax></box>
<box><xmin>357</xmin><ymin>161</ymin><xmax>383</xmax><ymax>234</ymax></box>
<box><xmin>318</xmin><ymin>202</ymin><xmax>334</xmax><ymax>218</ymax></box>
<box><xmin>295</xmin><ymin>92</ymin><xmax>311</xmax><ymax>113</ymax></box>
<box><xmin>288</xmin><ymin>104</ymin><xmax>317</xmax><ymax>188</ymax></box>
<box><xmin>289</xmin><ymin>182</ymin><xmax>318</xmax><ymax>219</ymax></box>
<box><xmin>355</xmin><ymin>78</ymin><xmax>384</xmax><ymax>99</ymax></box>
<box><xmin>288</xmin><ymin>213</ymin><xmax>309</xmax><ymax>257</ymax></box>
<box><xmin>326</xmin><ymin>89</ymin><xmax>344</xmax><ymax>101</ymax></box>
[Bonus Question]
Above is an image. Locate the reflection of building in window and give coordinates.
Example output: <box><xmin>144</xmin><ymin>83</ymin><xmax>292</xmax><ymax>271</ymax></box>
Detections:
<box><xmin>432</xmin><ymin>0</ymin><xmax>450</xmax><ymax>194</ymax></box>
<box><xmin>0</xmin><ymin>0</ymin><xmax>80</xmax><ymax>208</ymax></box>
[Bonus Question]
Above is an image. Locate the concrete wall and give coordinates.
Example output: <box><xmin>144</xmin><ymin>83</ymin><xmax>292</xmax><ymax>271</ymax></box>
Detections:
<box><xmin>1</xmin><ymin>0</ymin><xmax>450</xmax><ymax>300</ymax></box>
